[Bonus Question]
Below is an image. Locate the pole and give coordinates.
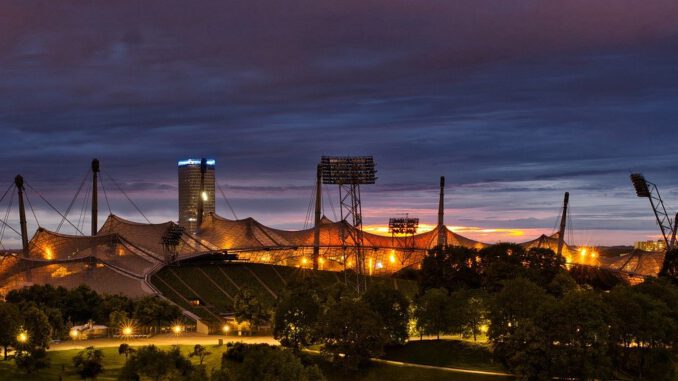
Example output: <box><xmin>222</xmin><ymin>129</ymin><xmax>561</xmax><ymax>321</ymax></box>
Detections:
<box><xmin>670</xmin><ymin>212</ymin><xmax>678</xmax><ymax>250</ymax></box>
<box><xmin>15</xmin><ymin>175</ymin><xmax>29</xmax><ymax>258</ymax></box>
<box><xmin>196</xmin><ymin>158</ymin><xmax>207</xmax><ymax>232</ymax></box>
<box><xmin>556</xmin><ymin>192</ymin><xmax>569</xmax><ymax>259</ymax></box>
<box><xmin>91</xmin><ymin>159</ymin><xmax>99</xmax><ymax>236</ymax></box>
<box><xmin>313</xmin><ymin>164</ymin><xmax>322</xmax><ymax>270</ymax></box>
<box><xmin>437</xmin><ymin>176</ymin><xmax>446</xmax><ymax>248</ymax></box>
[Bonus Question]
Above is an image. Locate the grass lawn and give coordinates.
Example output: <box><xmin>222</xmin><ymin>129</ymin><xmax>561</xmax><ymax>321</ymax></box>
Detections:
<box><xmin>0</xmin><ymin>340</ymin><xmax>511</xmax><ymax>381</ymax></box>
<box><xmin>383</xmin><ymin>339</ymin><xmax>506</xmax><ymax>373</ymax></box>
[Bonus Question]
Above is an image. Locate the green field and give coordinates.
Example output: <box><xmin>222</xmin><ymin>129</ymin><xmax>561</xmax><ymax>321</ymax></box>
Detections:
<box><xmin>0</xmin><ymin>341</ymin><xmax>512</xmax><ymax>381</ymax></box>
<box><xmin>383</xmin><ymin>339</ymin><xmax>506</xmax><ymax>373</ymax></box>
<box><xmin>151</xmin><ymin>262</ymin><xmax>418</xmax><ymax>323</ymax></box>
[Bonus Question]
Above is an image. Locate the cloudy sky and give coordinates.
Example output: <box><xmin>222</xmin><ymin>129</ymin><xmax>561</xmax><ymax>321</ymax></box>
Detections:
<box><xmin>1</xmin><ymin>1</ymin><xmax>678</xmax><ymax>247</ymax></box>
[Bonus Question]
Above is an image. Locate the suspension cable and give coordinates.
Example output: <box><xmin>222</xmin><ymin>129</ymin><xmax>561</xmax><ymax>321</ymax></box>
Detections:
<box><xmin>0</xmin><ymin>183</ymin><xmax>13</xmax><ymax>205</ymax></box>
<box><xmin>24</xmin><ymin>181</ymin><xmax>85</xmax><ymax>236</ymax></box>
<box><xmin>57</xmin><ymin>170</ymin><xmax>90</xmax><ymax>233</ymax></box>
<box><xmin>217</xmin><ymin>183</ymin><xmax>238</xmax><ymax>220</ymax></box>
<box><xmin>103</xmin><ymin>171</ymin><xmax>151</xmax><ymax>223</ymax></box>
<box><xmin>76</xmin><ymin>176</ymin><xmax>92</xmax><ymax>234</ymax></box>
<box><xmin>24</xmin><ymin>189</ymin><xmax>41</xmax><ymax>228</ymax></box>
<box><xmin>0</xmin><ymin>190</ymin><xmax>16</xmax><ymax>248</ymax></box>
<box><xmin>324</xmin><ymin>184</ymin><xmax>337</xmax><ymax>221</ymax></box>
<box><xmin>100</xmin><ymin>174</ymin><xmax>112</xmax><ymax>215</ymax></box>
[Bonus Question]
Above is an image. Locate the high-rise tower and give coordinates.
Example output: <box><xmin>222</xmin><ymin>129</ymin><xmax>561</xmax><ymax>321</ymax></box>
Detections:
<box><xmin>178</xmin><ymin>158</ymin><xmax>215</xmax><ymax>233</ymax></box>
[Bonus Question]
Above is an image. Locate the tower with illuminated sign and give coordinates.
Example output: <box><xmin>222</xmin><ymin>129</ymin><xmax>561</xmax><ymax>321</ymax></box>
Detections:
<box><xmin>178</xmin><ymin>158</ymin><xmax>215</xmax><ymax>233</ymax></box>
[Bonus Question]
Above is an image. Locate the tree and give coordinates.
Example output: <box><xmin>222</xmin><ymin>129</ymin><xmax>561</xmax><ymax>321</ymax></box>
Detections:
<box><xmin>546</xmin><ymin>271</ymin><xmax>578</xmax><ymax>298</ymax></box>
<box><xmin>118</xmin><ymin>343</ymin><xmax>135</xmax><ymax>359</ymax></box>
<box><xmin>233</xmin><ymin>287</ymin><xmax>271</xmax><ymax>332</ymax></box>
<box><xmin>487</xmin><ymin>278</ymin><xmax>554</xmax><ymax>362</ymax></box>
<box><xmin>132</xmin><ymin>296</ymin><xmax>182</xmax><ymax>333</ymax></box>
<box><xmin>546</xmin><ymin>291</ymin><xmax>612</xmax><ymax>380</ymax></box>
<box><xmin>361</xmin><ymin>284</ymin><xmax>410</xmax><ymax>345</ymax></box>
<box><xmin>234</xmin><ymin>344</ymin><xmax>324</xmax><ymax>381</ymax></box>
<box><xmin>502</xmin><ymin>319</ymin><xmax>552</xmax><ymax>381</ymax></box>
<box><xmin>274</xmin><ymin>285</ymin><xmax>321</xmax><ymax>350</ymax></box>
<box><xmin>21</xmin><ymin>305</ymin><xmax>53</xmax><ymax>350</ymax></box>
<box><xmin>189</xmin><ymin>344</ymin><xmax>211</xmax><ymax>365</ymax></box>
<box><xmin>0</xmin><ymin>302</ymin><xmax>20</xmax><ymax>360</ymax></box>
<box><xmin>420</xmin><ymin>246</ymin><xmax>482</xmax><ymax>292</ymax></box>
<box><xmin>119</xmin><ymin>345</ymin><xmax>194</xmax><ymax>381</ymax></box>
<box><xmin>318</xmin><ymin>299</ymin><xmax>386</xmax><ymax>369</ymax></box>
<box><xmin>14</xmin><ymin>347</ymin><xmax>50</xmax><ymax>374</ymax></box>
<box><xmin>413</xmin><ymin>288</ymin><xmax>452</xmax><ymax>340</ymax></box>
<box><xmin>73</xmin><ymin>346</ymin><xmax>104</xmax><ymax>380</ymax></box>
<box><xmin>606</xmin><ymin>284</ymin><xmax>677</xmax><ymax>380</ymax></box>
<box><xmin>458</xmin><ymin>292</ymin><xmax>487</xmax><ymax>342</ymax></box>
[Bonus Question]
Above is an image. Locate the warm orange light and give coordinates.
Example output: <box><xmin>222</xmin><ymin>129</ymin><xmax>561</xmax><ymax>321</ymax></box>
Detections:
<box><xmin>17</xmin><ymin>330</ymin><xmax>28</xmax><ymax>344</ymax></box>
<box><xmin>121</xmin><ymin>322</ymin><xmax>135</xmax><ymax>337</ymax></box>
<box><xmin>69</xmin><ymin>329</ymin><xmax>79</xmax><ymax>339</ymax></box>
<box><xmin>580</xmin><ymin>248</ymin><xmax>587</xmax><ymax>257</ymax></box>
<box><xmin>172</xmin><ymin>325</ymin><xmax>183</xmax><ymax>334</ymax></box>
<box><xmin>44</xmin><ymin>247</ymin><xmax>53</xmax><ymax>260</ymax></box>
<box><xmin>301</xmin><ymin>257</ymin><xmax>308</xmax><ymax>266</ymax></box>
<box><xmin>222</xmin><ymin>325</ymin><xmax>230</xmax><ymax>333</ymax></box>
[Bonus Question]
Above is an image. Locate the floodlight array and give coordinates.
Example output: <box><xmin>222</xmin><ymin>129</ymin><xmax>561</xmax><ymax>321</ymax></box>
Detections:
<box><xmin>388</xmin><ymin>217</ymin><xmax>420</xmax><ymax>235</ymax></box>
<box><xmin>321</xmin><ymin>156</ymin><xmax>376</xmax><ymax>185</ymax></box>
<box><xmin>630</xmin><ymin>173</ymin><xmax>651</xmax><ymax>198</ymax></box>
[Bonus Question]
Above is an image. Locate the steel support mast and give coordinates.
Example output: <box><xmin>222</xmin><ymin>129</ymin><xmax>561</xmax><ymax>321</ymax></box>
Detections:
<box><xmin>556</xmin><ymin>192</ymin><xmax>569</xmax><ymax>259</ymax></box>
<box><xmin>15</xmin><ymin>175</ymin><xmax>29</xmax><ymax>258</ymax></box>
<box><xmin>313</xmin><ymin>164</ymin><xmax>322</xmax><ymax>270</ymax></box>
<box><xmin>91</xmin><ymin>159</ymin><xmax>99</xmax><ymax>236</ymax></box>
<box><xmin>321</xmin><ymin>156</ymin><xmax>376</xmax><ymax>292</ymax></box>
<box><xmin>437</xmin><ymin>176</ymin><xmax>446</xmax><ymax>248</ymax></box>
<box><xmin>630</xmin><ymin>173</ymin><xmax>676</xmax><ymax>250</ymax></box>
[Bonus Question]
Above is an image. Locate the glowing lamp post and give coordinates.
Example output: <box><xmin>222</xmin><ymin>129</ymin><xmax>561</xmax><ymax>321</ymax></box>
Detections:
<box><xmin>69</xmin><ymin>329</ymin><xmax>80</xmax><ymax>340</ymax></box>
<box><xmin>17</xmin><ymin>330</ymin><xmax>29</xmax><ymax>345</ymax></box>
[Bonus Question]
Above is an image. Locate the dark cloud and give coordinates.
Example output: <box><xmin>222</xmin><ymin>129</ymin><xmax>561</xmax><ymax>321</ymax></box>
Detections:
<box><xmin>1</xmin><ymin>1</ymin><xmax>678</xmax><ymax>245</ymax></box>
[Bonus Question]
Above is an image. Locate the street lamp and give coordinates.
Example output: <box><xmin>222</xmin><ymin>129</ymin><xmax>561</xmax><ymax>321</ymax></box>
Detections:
<box><xmin>222</xmin><ymin>325</ymin><xmax>230</xmax><ymax>334</ymax></box>
<box><xmin>69</xmin><ymin>329</ymin><xmax>80</xmax><ymax>340</ymax></box>
<box><xmin>16</xmin><ymin>329</ymin><xmax>29</xmax><ymax>344</ymax></box>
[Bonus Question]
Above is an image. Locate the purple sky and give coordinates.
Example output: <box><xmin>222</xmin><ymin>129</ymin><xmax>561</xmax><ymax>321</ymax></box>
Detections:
<box><xmin>2</xmin><ymin>1</ymin><xmax>678</xmax><ymax>246</ymax></box>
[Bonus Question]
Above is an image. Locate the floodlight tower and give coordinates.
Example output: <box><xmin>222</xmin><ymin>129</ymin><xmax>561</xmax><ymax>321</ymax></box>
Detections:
<box><xmin>320</xmin><ymin>156</ymin><xmax>376</xmax><ymax>291</ymax></box>
<box><xmin>630</xmin><ymin>173</ymin><xmax>676</xmax><ymax>250</ymax></box>
<box><xmin>388</xmin><ymin>214</ymin><xmax>419</xmax><ymax>265</ymax></box>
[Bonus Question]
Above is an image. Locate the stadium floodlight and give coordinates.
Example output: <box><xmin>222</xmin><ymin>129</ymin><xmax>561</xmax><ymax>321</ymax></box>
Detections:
<box><xmin>319</xmin><ymin>155</ymin><xmax>377</xmax><ymax>293</ymax></box>
<box><xmin>388</xmin><ymin>217</ymin><xmax>420</xmax><ymax>235</ymax></box>
<box><xmin>629</xmin><ymin>173</ymin><xmax>676</xmax><ymax>250</ymax></box>
<box><xmin>320</xmin><ymin>156</ymin><xmax>376</xmax><ymax>185</ymax></box>
<box><xmin>630</xmin><ymin>173</ymin><xmax>651</xmax><ymax>197</ymax></box>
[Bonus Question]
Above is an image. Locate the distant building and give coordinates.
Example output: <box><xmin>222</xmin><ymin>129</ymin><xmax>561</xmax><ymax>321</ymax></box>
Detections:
<box><xmin>634</xmin><ymin>239</ymin><xmax>666</xmax><ymax>252</ymax></box>
<box><xmin>178</xmin><ymin>159</ymin><xmax>215</xmax><ymax>233</ymax></box>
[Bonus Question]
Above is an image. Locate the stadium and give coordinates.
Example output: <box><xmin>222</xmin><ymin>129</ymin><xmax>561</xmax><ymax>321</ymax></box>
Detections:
<box><xmin>0</xmin><ymin>158</ymin><xmax>668</xmax><ymax>328</ymax></box>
